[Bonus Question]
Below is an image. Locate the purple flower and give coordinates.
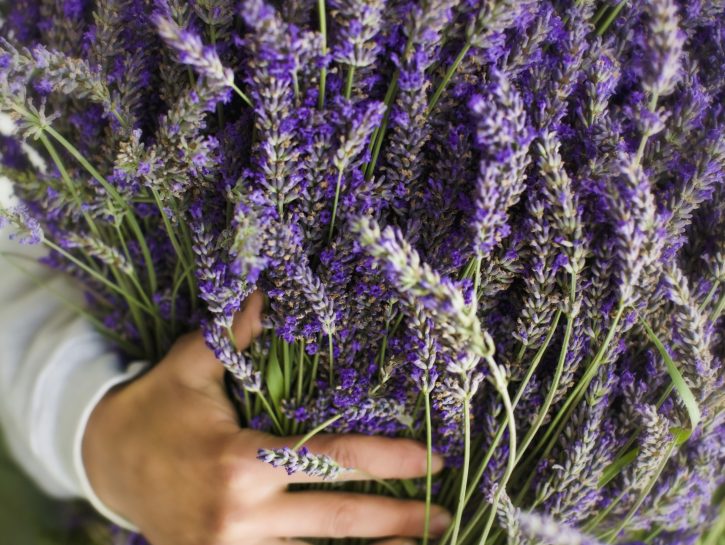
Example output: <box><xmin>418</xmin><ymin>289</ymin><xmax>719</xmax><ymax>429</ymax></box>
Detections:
<box><xmin>154</xmin><ymin>15</ymin><xmax>236</xmax><ymax>89</ymax></box>
<box><xmin>257</xmin><ymin>446</ymin><xmax>348</xmax><ymax>480</ymax></box>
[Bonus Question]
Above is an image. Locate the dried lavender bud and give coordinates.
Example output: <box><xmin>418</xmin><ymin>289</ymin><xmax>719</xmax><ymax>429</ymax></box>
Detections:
<box><xmin>538</xmin><ymin>367</ymin><xmax>616</xmax><ymax>525</ymax></box>
<box><xmin>640</xmin><ymin>0</ymin><xmax>685</xmax><ymax>98</ymax></box>
<box><xmin>383</xmin><ymin>49</ymin><xmax>433</xmax><ymax>217</ymax></box>
<box><xmin>517</xmin><ymin>511</ymin><xmax>605</xmax><ymax>545</ymax></box>
<box><xmin>513</xmin><ymin>198</ymin><xmax>560</xmax><ymax>350</ymax></box>
<box><xmin>333</xmin><ymin>101</ymin><xmax>386</xmax><ymax>172</ymax></box>
<box><xmin>353</xmin><ymin>216</ymin><xmax>491</xmax><ymax>359</ymax></box>
<box><xmin>154</xmin><ymin>15</ymin><xmax>235</xmax><ymax>89</ymax></box>
<box><xmin>66</xmin><ymin>233</ymin><xmax>133</xmax><ymax>275</ymax></box>
<box><xmin>257</xmin><ymin>446</ymin><xmax>348</xmax><ymax>480</ymax></box>
<box><xmin>621</xmin><ymin>405</ymin><xmax>672</xmax><ymax>499</ymax></box>
<box><xmin>88</xmin><ymin>0</ymin><xmax>128</xmax><ymax>69</ymax></box>
<box><xmin>1</xmin><ymin>40</ymin><xmax>118</xmax><ymax>120</ymax></box>
<box><xmin>329</xmin><ymin>0</ymin><xmax>384</xmax><ymax>70</ymax></box>
<box><xmin>662</xmin><ymin>265</ymin><xmax>715</xmax><ymax>399</ymax></box>
<box><xmin>537</xmin><ymin>131</ymin><xmax>586</xmax><ymax>281</ymax></box>
<box><xmin>465</xmin><ymin>0</ymin><xmax>534</xmax><ymax>50</ymax></box>
<box><xmin>491</xmin><ymin>487</ymin><xmax>524</xmax><ymax>545</ymax></box>
<box><xmin>579</xmin><ymin>46</ymin><xmax>621</xmax><ymax>128</ymax></box>
<box><xmin>605</xmin><ymin>152</ymin><xmax>661</xmax><ymax>308</ymax></box>
<box><xmin>292</xmin><ymin>263</ymin><xmax>336</xmax><ymax>335</ymax></box>
<box><xmin>469</xmin><ymin>70</ymin><xmax>532</xmax><ymax>258</ymax></box>
<box><xmin>408</xmin><ymin>302</ymin><xmax>439</xmax><ymax>393</ymax></box>
<box><xmin>203</xmin><ymin>319</ymin><xmax>260</xmax><ymax>391</ymax></box>
<box><xmin>193</xmin><ymin>0</ymin><xmax>235</xmax><ymax>36</ymax></box>
<box><xmin>0</xmin><ymin>203</ymin><xmax>44</xmax><ymax>245</ymax></box>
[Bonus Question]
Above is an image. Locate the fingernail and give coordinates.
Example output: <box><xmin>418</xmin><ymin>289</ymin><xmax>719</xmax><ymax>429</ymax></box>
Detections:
<box><xmin>419</xmin><ymin>453</ymin><xmax>445</xmax><ymax>474</ymax></box>
<box><xmin>431</xmin><ymin>454</ymin><xmax>445</xmax><ymax>473</ymax></box>
<box><xmin>430</xmin><ymin>508</ymin><xmax>453</xmax><ymax>535</ymax></box>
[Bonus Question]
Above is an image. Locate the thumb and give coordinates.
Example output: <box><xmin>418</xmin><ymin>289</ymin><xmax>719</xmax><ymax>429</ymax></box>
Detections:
<box><xmin>176</xmin><ymin>291</ymin><xmax>265</xmax><ymax>384</ymax></box>
<box><xmin>230</xmin><ymin>290</ymin><xmax>265</xmax><ymax>351</ymax></box>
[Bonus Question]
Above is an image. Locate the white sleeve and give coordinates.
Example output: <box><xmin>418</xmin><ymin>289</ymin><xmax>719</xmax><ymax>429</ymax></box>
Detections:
<box><xmin>0</xmin><ymin>181</ymin><xmax>148</xmax><ymax>531</ymax></box>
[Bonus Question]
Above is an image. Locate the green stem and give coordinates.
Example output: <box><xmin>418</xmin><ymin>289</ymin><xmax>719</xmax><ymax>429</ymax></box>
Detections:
<box><xmin>446</xmin><ymin>311</ymin><xmax>562</xmax><ymax>545</ymax></box>
<box><xmin>43</xmin><ymin>239</ymin><xmax>154</xmax><ymax>314</ymax></box>
<box><xmin>477</xmin><ymin>363</ymin><xmax>518</xmax><ymax>545</ymax></box>
<box><xmin>328</xmin><ymin>169</ymin><xmax>344</xmax><ymax>241</ymax></box>
<box><xmin>43</xmin><ymin>125</ymin><xmax>158</xmax><ymax>293</ymax></box>
<box><xmin>702</xmin><ymin>501</ymin><xmax>725</xmax><ymax>545</ymax></box>
<box><xmin>449</xmin><ymin>396</ymin><xmax>471</xmax><ymax>545</ymax></box>
<box><xmin>230</xmin><ymin>82</ymin><xmax>253</xmax><ymax>108</ymax></box>
<box><xmin>635</xmin><ymin>93</ymin><xmax>660</xmax><ymax>165</ymax></box>
<box><xmin>283</xmin><ymin>341</ymin><xmax>292</xmax><ymax>402</ymax></box>
<box><xmin>297</xmin><ymin>340</ymin><xmax>306</xmax><ymax>402</ymax></box>
<box><xmin>365</xmin><ymin>77</ymin><xmax>396</xmax><ymax>179</ymax></box>
<box><xmin>328</xmin><ymin>333</ymin><xmax>335</xmax><ymax>387</ymax></box>
<box><xmin>113</xmin><ymin>224</ymin><xmax>154</xmax><ymax>309</ymax></box>
<box><xmin>591</xmin><ymin>2</ymin><xmax>609</xmax><ymax>25</ymax></box>
<box><xmin>423</xmin><ymin>389</ymin><xmax>434</xmax><ymax>545</ymax></box>
<box><xmin>698</xmin><ymin>280</ymin><xmax>720</xmax><ymax>312</ymax></box>
<box><xmin>472</xmin><ymin>256</ymin><xmax>482</xmax><ymax>303</ymax></box>
<box><xmin>308</xmin><ymin>343</ymin><xmax>321</xmax><ymax>397</ymax></box>
<box><xmin>517</xmin><ymin>302</ymin><xmax>625</xmax><ymax>504</ymax></box>
<box><xmin>533</xmin><ymin>302</ymin><xmax>625</xmax><ymax>459</ymax></box>
<box><xmin>257</xmin><ymin>392</ymin><xmax>284</xmax><ymax>435</ymax></box>
<box><xmin>584</xmin><ymin>488</ymin><xmax>628</xmax><ymax>533</ymax></box>
<box><xmin>711</xmin><ymin>290</ymin><xmax>725</xmax><ymax>323</ymax></box>
<box><xmin>427</xmin><ymin>42</ymin><xmax>471</xmax><ymax>114</ymax></box>
<box><xmin>293</xmin><ymin>414</ymin><xmax>344</xmax><ymax>450</ymax></box>
<box><xmin>112</xmin><ymin>265</ymin><xmax>155</xmax><ymax>358</ymax></box>
<box><xmin>595</xmin><ymin>1</ymin><xmax>626</xmax><ymax>36</ymax></box>
<box><xmin>37</xmin><ymin>134</ymin><xmax>99</xmax><ymax>237</ymax></box>
<box><xmin>243</xmin><ymin>390</ymin><xmax>253</xmax><ymax>427</ymax></box>
<box><xmin>344</xmin><ymin>66</ymin><xmax>356</xmax><ymax>99</ymax></box>
<box><xmin>150</xmin><ymin>189</ymin><xmax>196</xmax><ymax>299</ymax></box>
<box><xmin>317</xmin><ymin>0</ymin><xmax>328</xmax><ymax>109</ymax></box>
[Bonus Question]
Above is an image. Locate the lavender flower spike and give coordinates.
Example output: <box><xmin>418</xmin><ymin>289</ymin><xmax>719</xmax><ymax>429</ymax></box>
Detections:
<box><xmin>154</xmin><ymin>15</ymin><xmax>249</xmax><ymax>104</ymax></box>
<box><xmin>353</xmin><ymin>216</ymin><xmax>492</xmax><ymax>359</ymax></box>
<box><xmin>257</xmin><ymin>447</ymin><xmax>348</xmax><ymax>480</ymax></box>
<box><xmin>517</xmin><ymin>511</ymin><xmax>605</xmax><ymax>545</ymax></box>
<box><xmin>0</xmin><ymin>204</ymin><xmax>44</xmax><ymax>245</ymax></box>
<box><xmin>641</xmin><ymin>0</ymin><xmax>685</xmax><ymax>98</ymax></box>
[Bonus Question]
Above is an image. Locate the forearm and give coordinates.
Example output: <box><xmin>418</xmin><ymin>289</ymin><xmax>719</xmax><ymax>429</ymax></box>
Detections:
<box><xmin>0</xmin><ymin>198</ymin><xmax>147</xmax><ymax>528</ymax></box>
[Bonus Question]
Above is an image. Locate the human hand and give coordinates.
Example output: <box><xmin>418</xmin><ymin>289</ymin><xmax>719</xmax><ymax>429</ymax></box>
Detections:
<box><xmin>83</xmin><ymin>292</ymin><xmax>451</xmax><ymax>545</ymax></box>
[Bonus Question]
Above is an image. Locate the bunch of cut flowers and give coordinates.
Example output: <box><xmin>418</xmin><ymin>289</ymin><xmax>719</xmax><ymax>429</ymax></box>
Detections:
<box><xmin>0</xmin><ymin>0</ymin><xmax>723</xmax><ymax>544</ymax></box>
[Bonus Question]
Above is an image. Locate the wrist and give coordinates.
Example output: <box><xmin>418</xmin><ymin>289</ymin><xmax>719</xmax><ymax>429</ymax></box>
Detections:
<box><xmin>78</xmin><ymin>362</ymin><xmax>148</xmax><ymax>530</ymax></box>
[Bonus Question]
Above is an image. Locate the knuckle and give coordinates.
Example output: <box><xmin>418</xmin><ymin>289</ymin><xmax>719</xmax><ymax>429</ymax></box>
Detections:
<box><xmin>329</xmin><ymin>499</ymin><xmax>358</xmax><ymax>538</ymax></box>
<box><xmin>213</xmin><ymin>441</ymin><xmax>257</xmax><ymax>492</ymax></box>
<box><xmin>216</xmin><ymin>451</ymin><xmax>253</xmax><ymax>490</ymax></box>
<box><xmin>202</xmin><ymin>500</ymin><xmax>234</xmax><ymax>541</ymax></box>
<box><xmin>324</xmin><ymin>439</ymin><xmax>358</xmax><ymax>470</ymax></box>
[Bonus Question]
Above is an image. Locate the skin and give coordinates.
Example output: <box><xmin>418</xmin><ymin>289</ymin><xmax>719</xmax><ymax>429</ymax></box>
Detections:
<box><xmin>83</xmin><ymin>292</ymin><xmax>452</xmax><ymax>545</ymax></box>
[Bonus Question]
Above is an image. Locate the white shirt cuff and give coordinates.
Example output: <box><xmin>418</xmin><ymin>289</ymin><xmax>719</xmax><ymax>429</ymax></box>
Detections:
<box><xmin>72</xmin><ymin>360</ymin><xmax>149</xmax><ymax>531</ymax></box>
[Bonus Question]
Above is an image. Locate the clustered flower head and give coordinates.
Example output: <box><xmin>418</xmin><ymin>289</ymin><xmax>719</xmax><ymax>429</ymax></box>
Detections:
<box><xmin>0</xmin><ymin>0</ymin><xmax>723</xmax><ymax>544</ymax></box>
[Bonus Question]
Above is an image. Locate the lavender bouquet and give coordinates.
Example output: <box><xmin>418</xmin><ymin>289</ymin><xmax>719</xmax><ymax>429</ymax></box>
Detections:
<box><xmin>0</xmin><ymin>0</ymin><xmax>723</xmax><ymax>544</ymax></box>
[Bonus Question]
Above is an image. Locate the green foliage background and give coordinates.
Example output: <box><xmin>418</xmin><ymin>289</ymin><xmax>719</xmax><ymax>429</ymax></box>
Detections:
<box><xmin>0</xmin><ymin>432</ymin><xmax>101</xmax><ymax>545</ymax></box>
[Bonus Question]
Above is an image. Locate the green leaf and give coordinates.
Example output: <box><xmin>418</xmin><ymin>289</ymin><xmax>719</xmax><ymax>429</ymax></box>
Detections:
<box><xmin>599</xmin><ymin>320</ymin><xmax>702</xmax><ymax>489</ymax></box>
<box><xmin>266</xmin><ymin>345</ymin><xmax>284</xmax><ymax>409</ymax></box>
<box><xmin>641</xmin><ymin>319</ymin><xmax>701</xmax><ymax>435</ymax></box>
<box><xmin>401</xmin><ymin>478</ymin><xmax>419</xmax><ymax>498</ymax></box>
<box><xmin>599</xmin><ymin>448</ymin><xmax>639</xmax><ymax>488</ymax></box>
